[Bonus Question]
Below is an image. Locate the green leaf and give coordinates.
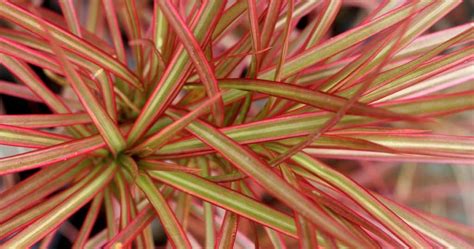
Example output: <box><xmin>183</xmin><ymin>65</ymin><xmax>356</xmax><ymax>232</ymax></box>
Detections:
<box><xmin>159</xmin><ymin>92</ymin><xmax>474</xmax><ymax>157</ymax></box>
<box><xmin>165</xmin><ymin>109</ymin><xmax>367</xmax><ymax>247</ymax></box>
<box><xmin>216</xmin><ymin>211</ymin><xmax>239</xmax><ymax>249</ymax></box>
<box><xmin>131</xmin><ymin>93</ymin><xmax>223</xmax><ymax>156</ymax></box>
<box><xmin>122</xmin><ymin>0</ymin><xmax>144</xmax><ymax>72</ymax></box>
<box><xmin>72</xmin><ymin>192</ymin><xmax>104</xmax><ymax>249</ymax></box>
<box><xmin>102</xmin><ymin>0</ymin><xmax>126</xmax><ymax>64</ymax></box>
<box><xmin>127</xmin><ymin>0</ymin><xmax>226</xmax><ymax>145</ymax></box>
<box><xmin>259</xmin><ymin>1</ymin><xmax>430</xmax><ymax>79</ymax></box>
<box><xmin>305</xmin><ymin>0</ymin><xmax>342</xmax><ymax>47</ymax></box>
<box><xmin>0</xmin><ymin>135</ymin><xmax>104</xmax><ymax>176</ymax></box>
<box><xmin>136</xmin><ymin>173</ymin><xmax>192</xmax><ymax>249</ymax></box>
<box><xmin>155</xmin><ymin>0</ymin><xmax>225</xmax><ymax>126</ymax></box>
<box><xmin>378</xmin><ymin>195</ymin><xmax>474</xmax><ymax>248</ymax></box>
<box><xmin>215</xmin><ymin>79</ymin><xmax>409</xmax><ymax>119</ymax></box>
<box><xmin>0</xmin><ymin>158</ymin><xmax>87</xmax><ymax>222</ymax></box>
<box><xmin>0</xmin><ymin>57</ymin><xmax>69</xmax><ymax>114</ymax></box>
<box><xmin>39</xmin><ymin>19</ymin><xmax>126</xmax><ymax>155</ymax></box>
<box><xmin>0</xmin><ymin>113</ymin><xmax>91</xmax><ymax>128</ymax></box>
<box><xmin>1</xmin><ymin>161</ymin><xmax>116</xmax><ymax>248</ymax></box>
<box><xmin>105</xmin><ymin>204</ymin><xmax>155</xmax><ymax>248</ymax></box>
<box><xmin>267</xmin><ymin>145</ymin><xmax>430</xmax><ymax>248</ymax></box>
<box><xmin>147</xmin><ymin>170</ymin><xmax>297</xmax><ymax>237</ymax></box>
<box><xmin>58</xmin><ymin>0</ymin><xmax>82</xmax><ymax>37</ymax></box>
<box><xmin>0</xmin><ymin>124</ymin><xmax>69</xmax><ymax>148</ymax></box>
<box><xmin>0</xmin><ymin>1</ymin><xmax>142</xmax><ymax>88</ymax></box>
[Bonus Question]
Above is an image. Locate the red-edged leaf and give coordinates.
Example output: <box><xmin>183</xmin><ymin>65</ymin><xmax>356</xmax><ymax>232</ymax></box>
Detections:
<box><xmin>131</xmin><ymin>92</ymin><xmax>223</xmax><ymax>156</ymax></box>
<box><xmin>136</xmin><ymin>173</ymin><xmax>192</xmax><ymax>249</ymax></box>
<box><xmin>0</xmin><ymin>124</ymin><xmax>69</xmax><ymax>148</ymax></box>
<box><xmin>0</xmin><ymin>1</ymin><xmax>141</xmax><ymax>88</ymax></box>
<box><xmin>215</xmin><ymin>79</ymin><xmax>412</xmax><ymax>120</ymax></box>
<box><xmin>38</xmin><ymin>16</ymin><xmax>126</xmax><ymax>155</ymax></box>
<box><xmin>0</xmin><ymin>157</ymin><xmax>83</xmax><ymax>210</ymax></box>
<box><xmin>102</xmin><ymin>0</ymin><xmax>126</xmax><ymax>64</ymax></box>
<box><xmin>72</xmin><ymin>192</ymin><xmax>104</xmax><ymax>249</ymax></box>
<box><xmin>157</xmin><ymin>0</ymin><xmax>225</xmax><ymax>126</ymax></box>
<box><xmin>58</xmin><ymin>0</ymin><xmax>82</xmax><ymax>37</ymax></box>
<box><xmin>147</xmin><ymin>170</ymin><xmax>297</xmax><ymax>237</ymax></box>
<box><xmin>0</xmin><ymin>113</ymin><xmax>91</xmax><ymax>128</ymax></box>
<box><xmin>1</xmin><ymin>162</ymin><xmax>116</xmax><ymax>248</ymax></box>
<box><xmin>0</xmin><ymin>135</ymin><xmax>104</xmax><ymax>176</ymax></box>
<box><xmin>165</xmin><ymin>109</ymin><xmax>367</xmax><ymax>247</ymax></box>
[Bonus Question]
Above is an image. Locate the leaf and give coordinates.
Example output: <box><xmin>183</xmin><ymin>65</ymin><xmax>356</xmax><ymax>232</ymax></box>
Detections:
<box><xmin>269</xmin><ymin>146</ymin><xmax>431</xmax><ymax>248</ymax></box>
<box><xmin>0</xmin><ymin>163</ymin><xmax>93</xmax><ymax>239</ymax></box>
<box><xmin>84</xmin><ymin>0</ymin><xmax>101</xmax><ymax>33</ymax></box>
<box><xmin>361</xmin><ymin>45</ymin><xmax>474</xmax><ymax>103</ymax></box>
<box><xmin>105</xmin><ymin>204</ymin><xmax>155</xmax><ymax>248</ymax></box>
<box><xmin>139</xmin><ymin>159</ymin><xmax>201</xmax><ymax>174</ymax></box>
<box><xmin>273</xmin><ymin>0</ymin><xmax>293</xmax><ymax>81</ymax></box>
<box><xmin>0</xmin><ymin>124</ymin><xmax>69</xmax><ymax>148</ymax></box>
<box><xmin>1</xmin><ymin>161</ymin><xmax>116</xmax><ymax>248</ymax></box>
<box><xmin>122</xmin><ymin>0</ymin><xmax>143</xmax><ymax>72</ymax></box>
<box><xmin>381</xmin><ymin>90</ymin><xmax>474</xmax><ymax>117</ymax></box>
<box><xmin>39</xmin><ymin>18</ymin><xmax>126</xmax><ymax>155</ymax></box>
<box><xmin>0</xmin><ymin>57</ymin><xmax>70</xmax><ymax>114</ymax></box>
<box><xmin>195</xmin><ymin>157</ymin><xmax>216</xmax><ymax>249</ymax></box>
<box><xmin>165</xmin><ymin>109</ymin><xmax>367</xmax><ymax>247</ymax></box>
<box><xmin>215</xmin><ymin>79</ymin><xmax>411</xmax><ymax>120</ymax></box>
<box><xmin>259</xmin><ymin>1</ymin><xmax>430</xmax><ymax>79</ymax></box>
<box><xmin>0</xmin><ymin>158</ymin><xmax>84</xmax><ymax>210</ymax></box>
<box><xmin>0</xmin><ymin>80</ymin><xmax>42</xmax><ymax>103</ymax></box>
<box><xmin>72</xmin><ymin>192</ymin><xmax>104</xmax><ymax>249</ymax></box>
<box><xmin>0</xmin><ymin>1</ymin><xmax>142</xmax><ymax>88</ymax></box>
<box><xmin>0</xmin><ymin>160</ymin><xmax>90</xmax><ymax>223</ymax></box>
<box><xmin>245</xmin><ymin>0</ymin><xmax>262</xmax><ymax>76</ymax></box>
<box><xmin>305</xmin><ymin>0</ymin><xmax>342</xmax><ymax>47</ymax></box>
<box><xmin>0</xmin><ymin>113</ymin><xmax>91</xmax><ymax>128</ymax></box>
<box><xmin>260</xmin><ymin>0</ymin><xmax>283</xmax><ymax>50</ymax></box>
<box><xmin>216</xmin><ymin>211</ymin><xmax>239</xmax><ymax>249</ymax></box>
<box><xmin>135</xmin><ymin>173</ymin><xmax>192</xmax><ymax>249</ymax></box>
<box><xmin>345</xmin><ymin>133</ymin><xmax>474</xmax><ymax>156</ymax></box>
<box><xmin>0</xmin><ymin>36</ymin><xmax>61</xmax><ymax>73</ymax></box>
<box><xmin>102</xmin><ymin>0</ymin><xmax>126</xmax><ymax>64</ymax></box>
<box><xmin>127</xmin><ymin>0</ymin><xmax>225</xmax><ymax>145</ymax></box>
<box><xmin>377</xmin><ymin>194</ymin><xmax>474</xmax><ymax>248</ymax></box>
<box><xmin>212</xmin><ymin>1</ymin><xmax>246</xmax><ymax>40</ymax></box>
<box><xmin>270</xmin><ymin>17</ymin><xmax>413</xmax><ymax>165</ymax></box>
<box><xmin>58</xmin><ymin>0</ymin><xmax>82</xmax><ymax>37</ymax></box>
<box><xmin>159</xmin><ymin>92</ymin><xmax>474</xmax><ymax>157</ymax></box>
<box><xmin>131</xmin><ymin>93</ymin><xmax>224</xmax><ymax>156</ymax></box>
<box><xmin>156</xmin><ymin>0</ymin><xmax>225</xmax><ymax>126</ymax></box>
<box><xmin>0</xmin><ymin>135</ymin><xmax>104</xmax><ymax>176</ymax></box>
<box><xmin>147</xmin><ymin>170</ymin><xmax>297</xmax><ymax>237</ymax></box>
<box><xmin>379</xmin><ymin>64</ymin><xmax>473</xmax><ymax>101</ymax></box>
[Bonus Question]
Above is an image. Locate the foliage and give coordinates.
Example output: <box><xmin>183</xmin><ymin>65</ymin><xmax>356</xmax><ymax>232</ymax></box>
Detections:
<box><xmin>0</xmin><ymin>0</ymin><xmax>473</xmax><ymax>248</ymax></box>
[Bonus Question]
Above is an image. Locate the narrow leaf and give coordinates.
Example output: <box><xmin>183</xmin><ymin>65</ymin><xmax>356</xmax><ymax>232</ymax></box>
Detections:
<box><xmin>269</xmin><ymin>145</ymin><xmax>430</xmax><ymax>248</ymax></box>
<box><xmin>39</xmin><ymin>18</ymin><xmax>126</xmax><ymax>155</ymax></box>
<box><xmin>157</xmin><ymin>0</ymin><xmax>225</xmax><ymax>126</ymax></box>
<box><xmin>0</xmin><ymin>135</ymin><xmax>104</xmax><ymax>176</ymax></box>
<box><xmin>131</xmin><ymin>92</ymin><xmax>223</xmax><ymax>156</ymax></box>
<box><xmin>0</xmin><ymin>1</ymin><xmax>142</xmax><ymax>88</ymax></box>
<box><xmin>1</xmin><ymin>162</ymin><xmax>116</xmax><ymax>248</ymax></box>
<box><xmin>0</xmin><ymin>124</ymin><xmax>69</xmax><ymax>148</ymax></box>
<box><xmin>136</xmin><ymin>173</ymin><xmax>192</xmax><ymax>249</ymax></box>
<box><xmin>0</xmin><ymin>113</ymin><xmax>91</xmax><ymax>128</ymax></box>
<box><xmin>165</xmin><ymin>109</ymin><xmax>367</xmax><ymax>247</ymax></box>
<box><xmin>147</xmin><ymin>170</ymin><xmax>297</xmax><ymax>237</ymax></box>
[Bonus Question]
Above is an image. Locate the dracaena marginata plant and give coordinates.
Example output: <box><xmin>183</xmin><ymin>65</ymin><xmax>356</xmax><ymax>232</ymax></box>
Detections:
<box><xmin>0</xmin><ymin>0</ymin><xmax>473</xmax><ymax>248</ymax></box>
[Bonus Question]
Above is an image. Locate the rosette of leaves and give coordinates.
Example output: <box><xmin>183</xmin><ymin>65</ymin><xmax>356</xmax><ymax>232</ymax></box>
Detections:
<box><xmin>0</xmin><ymin>0</ymin><xmax>473</xmax><ymax>248</ymax></box>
